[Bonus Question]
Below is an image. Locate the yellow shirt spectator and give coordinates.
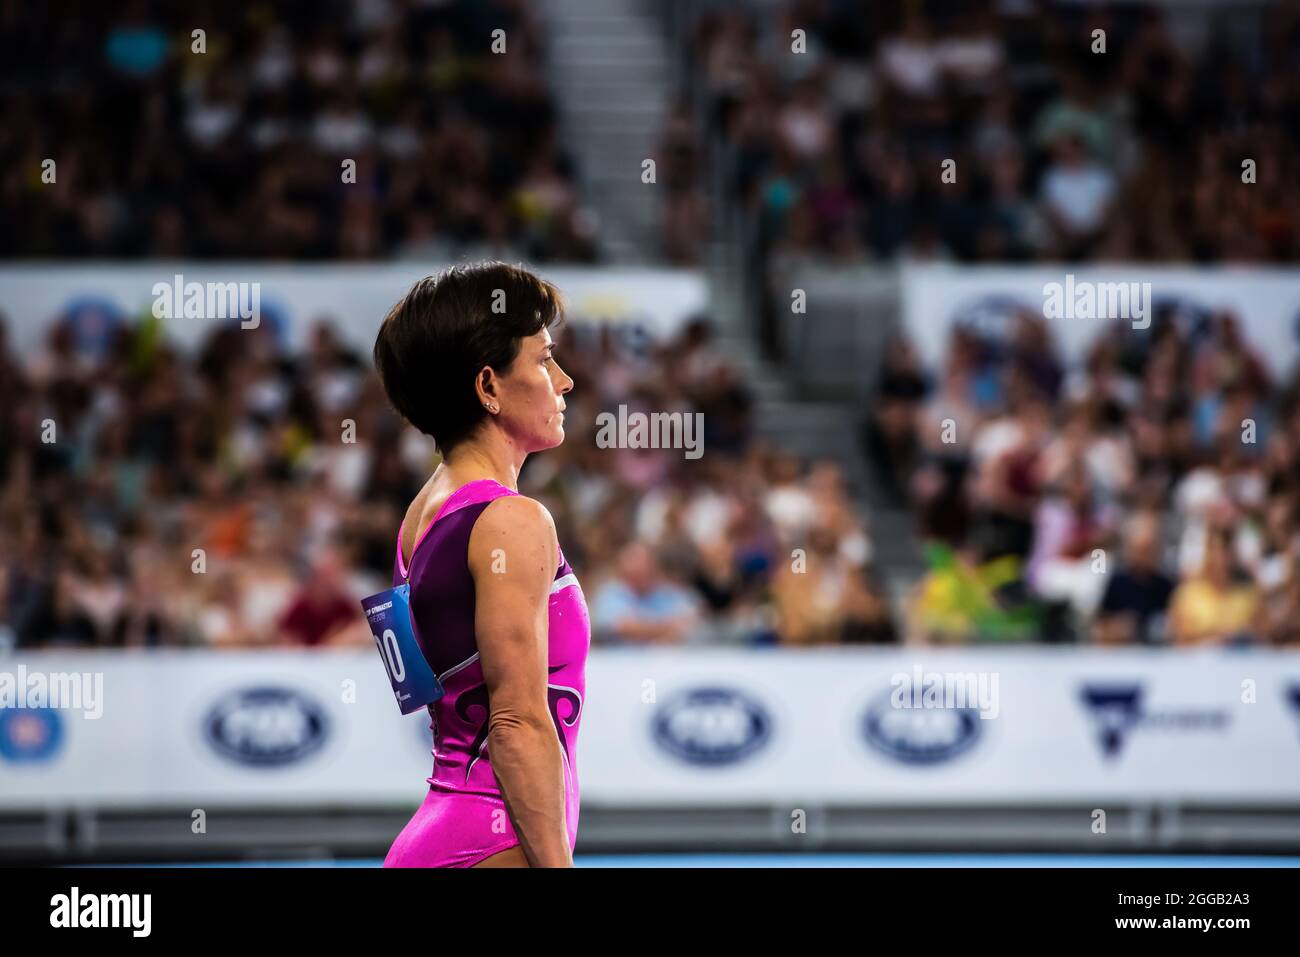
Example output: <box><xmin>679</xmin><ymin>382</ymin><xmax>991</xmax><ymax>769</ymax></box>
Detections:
<box><xmin>1169</xmin><ymin>578</ymin><xmax>1258</xmax><ymax>645</ymax></box>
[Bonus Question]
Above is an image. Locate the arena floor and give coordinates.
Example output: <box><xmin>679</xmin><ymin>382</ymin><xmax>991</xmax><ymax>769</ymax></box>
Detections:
<box><xmin>88</xmin><ymin>853</ymin><xmax>1300</xmax><ymax>868</ymax></box>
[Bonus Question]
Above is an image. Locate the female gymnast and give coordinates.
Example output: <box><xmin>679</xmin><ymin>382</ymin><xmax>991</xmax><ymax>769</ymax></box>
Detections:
<box><xmin>372</xmin><ymin>262</ymin><xmax>588</xmax><ymax>868</ymax></box>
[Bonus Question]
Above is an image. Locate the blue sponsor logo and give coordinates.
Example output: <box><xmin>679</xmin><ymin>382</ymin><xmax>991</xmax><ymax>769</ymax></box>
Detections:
<box><xmin>860</xmin><ymin>689</ymin><xmax>981</xmax><ymax>765</ymax></box>
<box><xmin>0</xmin><ymin>707</ymin><xmax>63</xmax><ymax>763</ymax></box>
<box><xmin>204</xmin><ymin>687</ymin><xmax>328</xmax><ymax>767</ymax></box>
<box><xmin>652</xmin><ymin>687</ymin><xmax>771</xmax><ymax>766</ymax></box>
<box><xmin>1079</xmin><ymin>684</ymin><xmax>1144</xmax><ymax>758</ymax></box>
<box><xmin>1287</xmin><ymin>683</ymin><xmax>1300</xmax><ymax>739</ymax></box>
<box><xmin>1079</xmin><ymin>682</ymin><xmax>1229</xmax><ymax>759</ymax></box>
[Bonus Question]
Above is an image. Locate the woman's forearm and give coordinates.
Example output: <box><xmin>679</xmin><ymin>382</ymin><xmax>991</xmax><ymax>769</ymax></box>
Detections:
<box><xmin>487</xmin><ymin>711</ymin><xmax>572</xmax><ymax>867</ymax></box>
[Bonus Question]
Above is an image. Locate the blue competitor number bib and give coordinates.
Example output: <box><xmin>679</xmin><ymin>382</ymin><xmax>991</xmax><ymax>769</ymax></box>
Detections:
<box><xmin>360</xmin><ymin>584</ymin><xmax>444</xmax><ymax>715</ymax></box>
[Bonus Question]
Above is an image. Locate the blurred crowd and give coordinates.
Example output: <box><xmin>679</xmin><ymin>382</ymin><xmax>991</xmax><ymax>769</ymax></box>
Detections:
<box><xmin>666</xmin><ymin>0</ymin><xmax>1298</xmax><ymax>268</ymax></box>
<box><xmin>5</xmin><ymin>0</ymin><xmax>1297</xmax><ymax>653</ymax></box>
<box><xmin>8</xmin><ymin>0</ymin><xmax>1295</xmax><ymax>270</ymax></box>
<box><xmin>0</xmin><ymin>0</ymin><xmax>598</xmax><ymax>261</ymax></box>
<box><xmin>864</xmin><ymin>309</ymin><xmax>1300</xmax><ymax>646</ymax></box>
<box><xmin>0</xmin><ymin>305</ymin><xmax>898</xmax><ymax>651</ymax></box>
<box><xmin>33</xmin><ymin>291</ymin><xmax>1295</xmax><ymax>652</ymax></box>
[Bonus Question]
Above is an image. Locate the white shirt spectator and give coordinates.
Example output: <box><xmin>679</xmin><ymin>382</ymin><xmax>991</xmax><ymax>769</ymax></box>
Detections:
<box><xmin>765</xmin><ymin>483</ymin><xmax>817</xmax><ymax>542</ymax></box>
<box><xmin>879</xmin><ymin>37</ymin><xmax>944</xmax><ymax>98</ymax></box>
<box><xmin>313</xmin><ymin>109</ymin><xmax>374</xmax><ymax>153</ymax></box>
<box><xmin>1040</xmin><ymin>162</ymin><xmax>1115</xmax><ymax>235</ymax></box>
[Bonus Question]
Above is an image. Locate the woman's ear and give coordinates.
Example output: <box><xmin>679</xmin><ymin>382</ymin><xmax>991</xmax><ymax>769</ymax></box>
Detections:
<box><xmin>476</xmin><ymin>366</ymin><xmax>500</xmax><ymax>413</ymax></box>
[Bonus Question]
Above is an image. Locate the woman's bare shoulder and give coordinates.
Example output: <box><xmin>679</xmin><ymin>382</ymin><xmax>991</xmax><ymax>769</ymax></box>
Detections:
<box><xmin>475</xmin><ymin>493</ymin><xmax>556</xmax><ymax>539</ymax></box>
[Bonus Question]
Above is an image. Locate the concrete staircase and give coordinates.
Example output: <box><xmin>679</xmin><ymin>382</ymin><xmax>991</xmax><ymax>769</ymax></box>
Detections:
<box><xmin>538</xmin><ymin>0</ymin><xmax>924</xmax><ymax>599</ymax></box>
<box><xmin>541</xmin><ymin>0</ymin><xmax>672</xmax><ymax>262</ymax></box>
<box><xmin>753</xmin><ymin>392</ymin><xmax>923</xmax><ymax>600</ymax></box>
<box><xmin>709</xmin><ymin>281</ymin><xmax>924</xmax><ymax>600</ymax></box>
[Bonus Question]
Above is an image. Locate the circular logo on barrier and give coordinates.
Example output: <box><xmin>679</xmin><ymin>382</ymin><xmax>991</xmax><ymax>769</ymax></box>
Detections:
<box><xmin>204</xmin><ymin>687</ymin><xmax>328</xmax><ymax>767</ymax></box>
<box><xmin>652</xmin><ymin>687</ymin><xmax>771</xmax><ymax>766</ymax></box>
<box><xmin>860</xmin><ymin>689</ymin><xmax>980</xmax><ymax>765</ymax></box>
<box><xmin>0</xmin><ymin>707</ymin><xmax>64</xmax><ymax>763</ymax></box>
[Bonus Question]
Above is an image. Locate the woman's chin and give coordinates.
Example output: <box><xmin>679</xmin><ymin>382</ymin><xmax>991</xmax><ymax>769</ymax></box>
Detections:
<box><xmin>534</xmin><ymin>426</ymin><xmax>566</xmax><ymax>450</ymax></box>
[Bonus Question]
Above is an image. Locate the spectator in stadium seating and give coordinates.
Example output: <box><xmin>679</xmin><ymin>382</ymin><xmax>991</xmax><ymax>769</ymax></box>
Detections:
<box><xmin>682</xmin><ymin>1</ymin><xmax>1299</xmax><ymax>280</ymax></box>
<box><xmin>1259</xmin><ymin>573</ymin><xmax>1300</xmax><ymax>647</ymax></box>
<box><xmin>909</xmin><ymin>331</ymin><xmax>988</xmax><ymax>544</ymax></box>
<box><xmin>1252</xmin><ymin>496</ymin><xmax>1297</xmax><ymax>586</ymax></box>
<box><xmin>763</xmin><ymin>451</ymin><xmax>818</xmax><ymax>543</ymax></box>
<box><xmin>196</xmin><ymin>570</ymin><xmax>262</xmax><ymax>649</ymax></box>
<box><xmin>1005</xmin><ymin>311</ymin><xmax>1064</xmax><ymax>403</ymax></box>
<box><xmin>976</xmin><ymin>145</ymin><xmax>1042</xmax><ymax>260</ymax></box>
<box><xmin>1252</xmin><ymin>495</ymin><xmax>1300</xmax><ymax>645</ymax></box>
<box><xmin>878</xmin><ymin>11</ymin><xmax>945</xmax><ymax>105</ymax></box>
<box><xmin>841</xmin><ymin>567</ymin><xmax>899</xmax><ymax>645</ymax></box>
<box><xmin>1094</xmin><ymin>511</ymin><xmax>1175</xmax><ymax>645</ymax></box>
<box><xmin>1038</xmin><ymin>132</ymin><xmax>1117</xmax><ymax>260</ymax></box>
<box><xmin>771</xmin><ymin>519</ymin><xmax>885</xmax><ymax>645</ymax></box>
<box><xmin>1</xmin><ymin>2</ymin><xmax>596</xmax><ymax>261</ymax></box>
<box><xmin>1169</xmin><ymin>527</ymin><xmax>1260</xmax><ymax>646</ymax></box>
<box><xmin>1037</xmin><ymin>397</ymin><xmax>1135</xmax><ymax>504</ymax></box>
<box><xmin>590</xmin><ymin>542</ymin><xmax>702</xmax><ymax>645</ymax></box>
<box><xmin>966</xmin><ymin>380</ymin><xmax>1052</xmax><ymax>561</ymax></box>
<box><xmin>64</xmin><ymin>547</ymin><xmax>129</xmax><ymax>646</ymax></box>
<box><xmin>1173</xmin><ymin>437</ymin><xmax>1267</xmax><ymax>580</ymax></box>
<box><xmin>1027</xmin><ymin>464</ymin><xmax>1120</xmax><ymax>620</ymax></box>
<box><xmin>882</xmin><ymin>294</ymin><xmax>1300</xmax><ymax>648</ymax></box>
<box><xmin>277</xmin><ymin>542</ymin><xmax>364</xmax><ymax>647</ymax></box>
<box><xmin>861</xmin><ymin>334</ymin><xmax>929</xmax><ymax>503</ymax></box>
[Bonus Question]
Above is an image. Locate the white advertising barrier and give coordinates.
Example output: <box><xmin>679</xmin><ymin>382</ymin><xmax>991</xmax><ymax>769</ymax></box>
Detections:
<box><xmin>902</xmin><ymin>264</ymin><xmax>1300</xmax><ymax>379</ymax></box>
<box><xmin>0</xmin><ymin>263</ymin><xmax>708</xmax><ymax>357</ymax></box>
<box><xmin>1</xmin><ymin>648</ymin><xmax>1299</xmax><ymax>812</ymax></box>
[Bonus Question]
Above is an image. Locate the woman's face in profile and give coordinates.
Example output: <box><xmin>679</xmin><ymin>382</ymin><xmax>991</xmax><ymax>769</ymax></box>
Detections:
<box><xmin>492</xmin><ymin>327</ymin><xmax>574</xmax><ymax>452</ymax></box>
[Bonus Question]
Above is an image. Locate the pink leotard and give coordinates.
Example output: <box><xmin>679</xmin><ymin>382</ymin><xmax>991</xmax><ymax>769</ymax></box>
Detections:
<box><xmin>383</xmin><ymin>479</ymin><xmax>590</xmax><ymax>867</ymax></box>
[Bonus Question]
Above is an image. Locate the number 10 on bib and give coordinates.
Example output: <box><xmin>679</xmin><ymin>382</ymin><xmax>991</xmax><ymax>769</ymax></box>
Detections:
<box><xmin>361</xmin><ymin>583</ymin><xmax>445</xmax><ymax>714</ymax></box>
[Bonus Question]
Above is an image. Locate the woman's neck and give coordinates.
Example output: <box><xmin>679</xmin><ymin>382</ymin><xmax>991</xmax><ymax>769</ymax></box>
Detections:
<box><xmin>440</xmin><ymin>433</ymin><xmax>524</xmax><ymax>492</ymax></box>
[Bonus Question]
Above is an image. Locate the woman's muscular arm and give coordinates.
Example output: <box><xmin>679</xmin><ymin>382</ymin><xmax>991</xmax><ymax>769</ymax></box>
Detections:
<box><xmin>468</xmin><ymin>495</ymin><xmax>571</xmax><ymax>867</ymax></box>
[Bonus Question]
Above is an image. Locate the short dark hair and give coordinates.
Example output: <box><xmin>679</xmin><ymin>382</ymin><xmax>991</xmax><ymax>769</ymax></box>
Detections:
<box><xmin>373</xmin><ymin>262</ymin><xmax>564</xmax><ymax>454</ymax></box>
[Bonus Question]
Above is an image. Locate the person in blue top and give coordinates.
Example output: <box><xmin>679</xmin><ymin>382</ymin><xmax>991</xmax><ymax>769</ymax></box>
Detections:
<box><xmin>591</xmin><ymin>542</ymin><xmax>701</xmax><ymax>644</ymax></box>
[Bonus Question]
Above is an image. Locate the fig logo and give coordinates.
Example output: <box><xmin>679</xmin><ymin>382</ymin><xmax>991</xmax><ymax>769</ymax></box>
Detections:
<box><xmin>652</xmin><ymin>687</ymin><xmax>771</xmax><ymax>766</ymax></box>
<box><xmin>204</xmin><ymin>687</ymin><xmax>328</xmax><ymax>767</ymax></box>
